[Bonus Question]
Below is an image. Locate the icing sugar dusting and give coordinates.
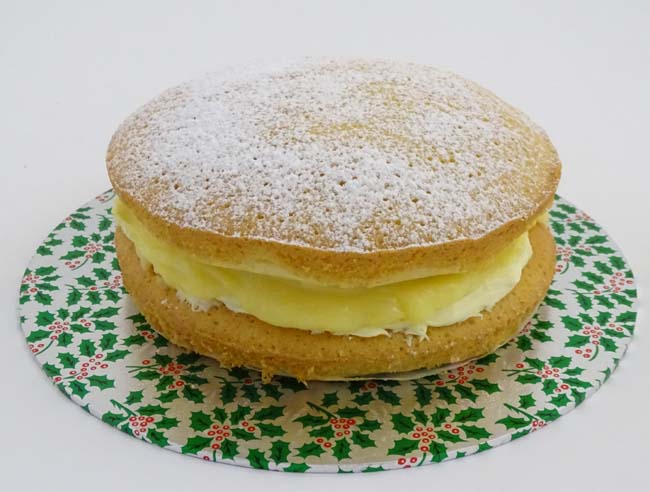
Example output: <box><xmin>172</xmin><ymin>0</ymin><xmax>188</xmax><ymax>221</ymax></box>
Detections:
<box><xmin>107</xmin><ymin>58</ymin><xmax>559</xmax><ymax>252</ymax></box>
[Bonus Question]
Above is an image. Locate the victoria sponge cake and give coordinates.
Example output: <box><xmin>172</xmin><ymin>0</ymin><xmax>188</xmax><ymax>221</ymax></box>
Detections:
<box><xmin>107</xmin><ymin>58</ymin><xmax>561</xmax><ymax>381</ymax></box>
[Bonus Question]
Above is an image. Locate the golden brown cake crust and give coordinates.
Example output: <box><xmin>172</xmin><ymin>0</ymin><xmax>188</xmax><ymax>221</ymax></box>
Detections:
<box><xmin>107</xmin><ymin>59</ymin><xmax>561</xmax><ymax>287</ymax></box>
<box><xmin>116</xmin><ymin>223</ymin><xmax>556</xmax><ymax>381</ymax></box>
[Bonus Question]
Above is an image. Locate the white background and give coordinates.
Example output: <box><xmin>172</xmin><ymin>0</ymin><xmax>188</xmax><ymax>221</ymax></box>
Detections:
<box><xmin>1</xmin><ymin>1</ymin><xmax>648</xmax><ymax>491</ymax></box>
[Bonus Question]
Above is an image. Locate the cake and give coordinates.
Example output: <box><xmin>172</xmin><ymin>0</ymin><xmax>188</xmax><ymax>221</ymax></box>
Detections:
<box><xmin>107</xmin><ymin>58</ymin><xmax>561</xmax><ymax>381</ymax></box>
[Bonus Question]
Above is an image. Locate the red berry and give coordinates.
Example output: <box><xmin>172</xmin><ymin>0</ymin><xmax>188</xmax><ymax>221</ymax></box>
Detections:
<box><xmin>222</xmin><ymin>425</ymin><xmax>230</xmax><ymax>430</ymax></box>
<box><xmin>208</xmin><ymin>431</ymin><xmax>216</xmax><ymax>436</ymax></box>
<box><xmin>336</xmin><ymin>432</ymin><xmax>343</xmax><ymax>437</ymax></box>
<box><xmin>334</xmin><ymin>424</ymin><xmax>341</xmax><ymax>429</ymax></box>
<box><xmin>398</xmin><ymin>458</ymin><xmax>406</xmax><ymax>465</ymax></box>
<box><xmin>476</xmin><ymin>368</ymin><xmax>484</xmax><ymax>373</ymax></box>
<box><xmin>211</xmin><ymin>444</ymin><xmax>220</xmax><ymax>450</ymax></box>
<box><xmin>452</xmin><ymin>428</ymin><xmax>460</xmax><ymax>434</ymax></box>
<box><xmin>409</xmin><ymin>457</ymin><xmax>417</xmax><ymax>464</ymax></box>
<box><xmin>347</xmin><ymin>419</ymin><xmax>355</xmax><ymax>425</ymax></box>
<box><xmin>216</xmin><ymin>429</ymin><xmax>223</xmax><ymax>435</ymax></box>
<box><xmin>420</xmin><ymin>446</ymin><xmax>429</xmax><ymax>452</ymax></box>
<box><xmin>344</xmin><ymin>430</ymin><xmax>350</xmax><ymax>435</ymax></box>
<box><xmin>316</xmin><ymin>438</ymin><xmax>324</xmax><ymax>444</ymax></box>
<box><xmin>444</xmin><ymin>424</ymin><xmax>451</xmax><ymax>429</ymax></box>
<box><xmin>242</xmin><ymin>422</ymin><xmax>248</xmax><ymax>427</ymax></box>
<box><xmin>324</xmin><ymin>442</ymin><xmax>332</xmax><ymax>448</ymax></box>
<box><xmin>215</xmin><ymin>436</ymin><xmax>223</xmax><ymax>442</ymax></box>
<box><xmin>247</xmin><ymin>426</ymin><xmax>255</xmax><ymax>432</ymax></box>
<box><xmin>426</xmin><ymin>427</ymin><xmax>433</xmax><ymax>432</ymax></box>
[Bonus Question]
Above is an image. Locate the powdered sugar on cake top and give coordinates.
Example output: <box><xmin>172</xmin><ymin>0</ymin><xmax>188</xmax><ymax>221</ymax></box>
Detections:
<box><xmin>107</xmin><ymin>58</ymin><xmax>559</xmax><ymax>252</ymax></box>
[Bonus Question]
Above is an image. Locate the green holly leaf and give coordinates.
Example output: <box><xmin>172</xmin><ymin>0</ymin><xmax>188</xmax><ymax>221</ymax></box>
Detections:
<box><xmin>35</xmin><ymin>266</ymin><xmax>56</xmax><ymax>276</ymax></box>
<box><xmin>599</xmin><ymin>337</ymin><xmax>618</xmax><ymax>352</ymax></box>
<box><xmin>190</xmin><ymin>411</ymin><xmax>212</xmax><ymax>432</ymax></box>
<box><xmin>69</xmin><ymin>380</ymin><xmax>89</xmax><ymax>398</ymax></box>
<box><xmin>309</xmin><ymin>425</ymin><xmax>335</xmax><ymax>439</ymax></box>
<box><xmin>229</xmin><ymin>405</ymin><xmax>251</xmax><ymax>425</ymax></box>
<box><xmin>551</xmin><ymin>221</ymin><xmax>565</xmax><ymax>236</ymax></box>
<box><xmin>36</xmin><ymin>245</ymin><xmax>53</xmax><ymax>256</ymax></box>
<box><xmin>183</xmin><ymin>385</ymin><xmax>205</xmax><ymax>404</ymax></box>
<box><xmin>125</xmin><ymin>390</ymin><xmax>144</xmax><ymax>405</ymax></box>
<box><xmin>252</xmin><ymin>406</ymin><xmax>283</xmax><ymax>421</ymax></box>
<box><xmin>153</xmin><ymin>353</ymin><xmax>172</xmax><ymax>365</ymax></box>
<box><xmin>98</xmin><ymin>215</ymin><xmax>112</xmax><ymax>231</ymax></box>
<box><xmin>414</xmin><ymin>384</ymin><xmax>432</xmax><ymax>406</ymax></box>
<box><xmin>57</xmin><ymin>352</ymin><xmax>78</xmax><ymax>368</ymax></box>
<box><xmin>391</xmin><ymin>413</ymin><xmax>415</xmax><ymax>434</ymax></box>
<box><xmin>429</xmin><ymin>441</ymin><xmax>448</xmax><ymax>463</ymax></box>
<box><xmin>516</xmin><ymin>335</ymin><xmax>533</xmax><ymax>351</ymax></box>
<box><xmin>437</xmin><ymin>430</ymin><xmax>464</xmax><ymax>443</ymax></box>
<box><xmin>537</xmin><ymin>408</ymin><xmax>560</xmax><ymax>422</ymax></box>
<box><xmin>470</xmin><ymin>353</ymin><xmax>495</xmax><ymax>366</ymax></box>
<box><xmin>595</xmin><ymin>295</ymin><xmax>615</xmax><ymax>309</ymax></box>
<box><xmin>376</xmin><ymin>387</ymin><xmax>400</xmax><ymax>405</ymax></box>
<box><xmin>229</xmin><ymin>428</ymin><xmax>254</xmax><ymax>441</ymax></box>
<box><xmin>155</xmin><ymin>417</ymin><xmax>179</xmax><ymax>430</ymax></box>
<box><xmin>430</xmin><ymin>407</ymin><xmax>451</xmax><ymax>426</ymax></box>
<box><xmin>102</xmin><ymin>411</ymin><xmax>126</xmax><ymax>426</ymax></box>
<box><xmin>123</xmin><ymin>334</ymin><xmax>146</xmax><ymax>346</ymax></box>
<box><xmin>353</xmin><ymin>392</ymin><xmax>374</xmax><ymax>406</ymax></box>
<box><xmin>99</xmin><ymin>333</ymin><xmax>118</xmax><ymax>351</ymax></box>
<box><xmin>412</xmin><ymin>409</ymin><xmax>427</xmax><ymax>425</ymax></box>
<box><xmin>545</xmin><ymin>297</ymin><xmax>567</xmax><ymax>310</ymax></box>
<box><xmin>583</xmin><ymin>272</ymin><xmax>604</xmax><ymax>284</ymax></box>
<box><xmin>516</xmin><ymin>373</ymin><xmax>541</xmax><ymax>385</ymax></box>
<box><xmin>93</xmin><ymin>307</ymin><xmax>119</xmax><ymax>318</ymax></box>
<box><xmin>42</xmin><ymin>362</ymin><xmax>60</xmax><ymax>377</ymax></box>
<box><xmin>79</xmin><ymin>339</ymin><xmax>96</xmax><ymax>357</ymax></box>
<box><xmin>496</xmin><ymin>416</ymin><xmax>529</xmax><ymax>429</ymax></box>
<box><xmin>358</xmin><ymin>419</ymin><xmax>381</xmax><ymax>432</ymax></box>
<box><xmin>469</xmin><ymin>379</ymin><xmax>500</xmax><ymax>394</ymax></box>
<box><xmin>158</xmin><ymin>391</ymin><xmax>179</xmax><ymax>404</ymax></box>
<box><xmin>387</xmin><ymin>438</ymin><xmax>419</xmax><ymax>456</ymax></box>
<box><xmin>57</xmin><ymin>332</ymin><xmax>73</xmax><ymax>347</ymax></box>
<box><xmin>616</xmin><ymin>311</ymin><xmax>636</xmax><ymax>323</ymax></box>
<box><xmin>220</xmin><ymin>382</ymin><xmax>237</xmax><ymax>404</ymax></box>
<box><xmin>86</xmin><ymin>290</ymin><xmax>102</xmax><ymax>305</ymax></box>
<box><xmin>34</xmin><ymin>291</ymin><xmax>53</xmax><ymax>305</ymax></box>
<box><xmin>530</xmin><ymin>328</ymin><xmax>553</xmax><ymax>343</ymax></box>
<box><xmin>611</xmin><ymin>293</ymin><xmax>632</xmax><ymax>307</ymax></box>
<box><xmin>550</xmin><ymin>393</ymin><xmax>571</xmax><ymax>407</ymax></box>
<box><xmin>579</xmin><ymin>312</ymin><xmax>594</xmax><ymax>324</ymax></box>
<box><xmin>565</xmin><ymin>335</ymin><xmax>590</xmax><ymax>348</ymax></box>
<box><xmin>257</xmin><ymin>423</ymin><xmax>284</xmax><ymax>437</ymax></box>
<box><xmin>297</xmin><ymin>442</ymin><xmax>325</xmax><ymax>458</ymax></box>
<box><xmin>549</xmin><ymin>355</ymin><xmax>572</xmax><ymax>368</ymax></box>
<box><xmin>542</xmin><ymin>378</ymin><xmax>558</xmax><ymax>395</ymax></box>
<box><xmin>459</xmin><ymin>425</ymin><xmax>490</xmax><ymax>439</ymax></box>
<box><xmin>146</xmin><ymin>428</ymin><xmax>168</xmax><ymax>447</ymax></box>
<box><xmin>604</xmin><ymin>328</ymin><xmax>626</xmax><ymax>339</ymax></box>
<box><xmin>70</xmin><ymin>306</ymin><xmax>91</xmax><ymax>321</ymax></box>
<box><xmin>91</xmin><ymin>252</ymin><xmax>106</xmax><ymax>264</ymax></box>
<box><xmin>351</xmin><ymin>431</ymin><xmax>375</xmax><ymax>448</ymax></box>
<box><xmin>180</xmin><ymin>374</ymin><xmax>208</xmax><ymax>386</ymax></box>
<box><xmin>270</xmin><ymin>440</ymin><xmax>291</xmax><ymax>463</ymax></box>
<box><xmin>435</xmin><ymin>386</ymin><xmax>457</xmax><ymax>405</ymax></box>
<box><xmin>138</xmin><ymin>404</ymin><xmax>168</xmax><ymax>416</ymax></box>
<box><xmin>104</xmin><ymin>349</ymin><xmax>129</xmax><ymax>362</ymax></box>
<box><xmin>564</xmin><ymin>377</ymin><xmax>592</xmax><ymax>389</ymax></box>
<box><xmin>87</xmin><ymin>375</ymin><xmax>114</xmax><ymax>390</ymax></box>
<box><xmin>575</xmin><ymin>293</ymin><xmax>592</xmax><ymax>311</ymax></box>
<box><xmin>453</xmin><ymin>408</ymin><xmax>484</xmax><ymax>423</ymax></box>
<box><xmin>284</xmin><ymin>463</ymin><xmax>309</xmax><ymax>473</ymax></box>
<box><xmin>570</xmin><ymin>256</ymin><xmax>586</xmax><ymax>268</ymax></box>
<box><xmin>519</xmin><ymin>393</ymin><xmax>536</xmax><ymax>409</ymax></box>
<box><xmin>332</xmin><ymin>439</ymin><xmax>351</xmax><ymax>460</ymax></box>
<box><xmin>181</xmin><ymin>436</ymin><xmax>211</xmax><ymax>455</ymax></box>
<box><xmin>26</xmin><ymin>329</ymin><xmax>50</xmax><ymax>343</ymax></box>
<box><xmin>564</xmin><ymin>367</ymin><xmax>584</xmax><ymax>376</ymax></box>
<box><xmin>338</xmin><ymin>407</ymin><xmax>366</xmax><ymax>419</ymax></box>
<box><xmin>92</xmin><ymin>267</ymin><xmax>111</xmax><ymax>280</ymax></box>
<box><xmin>321</xmin><ymin>392</ymin><xmax>339</xmax><ymax>407</ymax></box>
<box><xmin>455</xmin><ymin>385</ymin><xmax>478</xmax><ymax>402</ymax></box>
<box><xmin>70</xmin><ymin>323</ymin><xmax>89</xmax><ymax>334</ymax></box>
<box><xmin>104</xmin><ymin>289</ymin><xmax>121</xmax><ymax>303</ymax></box>
<box><xmin>594</xmin><ymin>261</ymin><xmax>613</xmax><ymax>275</ymax></box>
<box><xmin>35</xmin><ymin>311</ymin><xmax>55</xmax><ymax>327</ymax></box>
<box><xmin>76</xmin><ymin>276</ymin><xmax>94</xmax><ymax>288</ymax></box>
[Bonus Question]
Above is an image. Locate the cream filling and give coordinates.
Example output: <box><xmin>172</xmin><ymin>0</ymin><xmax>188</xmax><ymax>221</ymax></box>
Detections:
<box><xmin>114</xmin><ymin>198</ymin><xmax>535</xmax><ymax>337</ymax></box>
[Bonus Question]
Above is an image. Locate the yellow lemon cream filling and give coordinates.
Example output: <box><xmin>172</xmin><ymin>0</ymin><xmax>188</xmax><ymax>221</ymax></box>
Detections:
<box><xmin>114</xmin><ymin>198</ymin><xmax>538</xmax><ymax>337</ymax></box>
